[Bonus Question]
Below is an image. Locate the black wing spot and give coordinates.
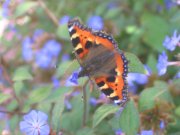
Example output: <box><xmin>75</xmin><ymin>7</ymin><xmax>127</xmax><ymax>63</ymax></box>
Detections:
<box><xmin>70</xmin><ymin>29</ymin><xmax>76</xmax><ymax>36</ymax></box>
<box><xmin>97</xmin><ymin>81</ymin><xmax>105</xmax><ymax>87</ymax></box>
<box><xmin>110</xmin><ymin>96</ymin><xmax>119</xmax><ymax>101</ymax></box>
<box><xmin>101</xmin><ymin>88</ymin><xmax>114</xmax><ymax>96</ymax></box>
<box><xmin>85</xmin><ymin>41</ymin><xmax>93</xmax><ymax>49</ymax></box>
<box><xmin>72</xmin><ymin>37</ymin><xmax>80</xmax><ymax>47</ymax></box>
<box><xmin>106</xmin><ymin>76</ymin><xmax>116</xmax><ymax>82</ymax></box>
<box><xmin>110</xmin><ymin>68</ymin><xmax>117</xmax><ymax>75</ymax></box>
<box><xmin>76</xmin><ymin>48</ymin><xmax>83</xmax><ymax>55</ymax></box>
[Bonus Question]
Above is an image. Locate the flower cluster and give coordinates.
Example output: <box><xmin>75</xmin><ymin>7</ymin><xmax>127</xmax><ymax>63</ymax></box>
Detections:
<box><xmin>156</xmin><ymin>30</ymin><xmax>180</xmax><ymax>76</ymax></box>
<box><xmin>22</xmin><ymin>29</ymin><xmax>62</xmax><ymax>69</ymax></box>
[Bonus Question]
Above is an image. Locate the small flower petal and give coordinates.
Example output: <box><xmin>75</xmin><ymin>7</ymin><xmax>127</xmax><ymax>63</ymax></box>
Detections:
<box><xmin>156</xmin><ymin>51</ymin><xmax>168</xmax><ymax>76</ymax></box>
<box><xmin>87</xmin><ymin>16</ymin><xmax>104</xmax><ymax>30</ymax></box>
<box><xmin>163</xmin><ymin>30</ymin><xmax>180</xmax><ymax>51</ymax></box>
<box><xmin>19</xmin><ymin>110</ymin><xmax>50</xmax><ymax>135</ymax></box>
<box><xmin>141</xmin><ymin>130</ymin><xmax>153</xmax><ymax>135</ymax></box>
<box><xmin>59</xmin><ymin>15</ymin><xmax>70</xmax><ymax>24</ymax></box>
<box><xmin>65</xmin><ymin>71</ymin><xmax>79</xmax><ymax>86</ymax></box>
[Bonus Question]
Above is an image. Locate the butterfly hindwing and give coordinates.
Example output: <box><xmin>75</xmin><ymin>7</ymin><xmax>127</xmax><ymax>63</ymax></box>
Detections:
<box><xmin>94</xmin><ymin>53</ymin><xmax>128</xmax><ymax>105</ymax></box>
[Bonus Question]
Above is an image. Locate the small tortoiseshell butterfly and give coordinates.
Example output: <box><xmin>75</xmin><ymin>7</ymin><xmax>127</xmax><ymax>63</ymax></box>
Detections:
<box><xmin>68</xmin><ymin>18</ymin><xmax>128</xmax><ymax>105</ymax></box>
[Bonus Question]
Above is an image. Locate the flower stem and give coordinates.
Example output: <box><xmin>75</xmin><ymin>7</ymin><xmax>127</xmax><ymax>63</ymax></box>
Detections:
<box><xmin>168</xmin><ymin>61</ymin><xmax>180</xmax><ymax>66</ymax></box>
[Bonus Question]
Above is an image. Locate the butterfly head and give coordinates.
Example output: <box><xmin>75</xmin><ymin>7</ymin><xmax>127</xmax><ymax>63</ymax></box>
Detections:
<box><xmin>67</xmin><ymin>18</ymin><xmax>81</xmax><ymax>32</ymax></box>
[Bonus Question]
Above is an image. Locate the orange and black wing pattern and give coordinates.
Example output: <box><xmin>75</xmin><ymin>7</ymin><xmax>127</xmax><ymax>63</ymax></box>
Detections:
<box><xmin>68</xmin><ymin>18</ymin><xmax>128</xmax><ymax>105</ymax></box>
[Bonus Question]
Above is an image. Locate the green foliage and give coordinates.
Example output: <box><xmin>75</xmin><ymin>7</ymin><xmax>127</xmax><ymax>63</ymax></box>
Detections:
<box><xmin>28</xmin><ymin>85</ymin><xmax>52</xmax><ymax>104</ymax></box>
<box><xmin>139</xmin><ymin>81</ymin><xmax>173</xmax><ymax>112</ymax></box>
<box><xmin>93</xmin><ymin>104</ymin><xmax>119</xmax><ymax>128</ymax></box>
<box><xmin>12</xmin><ymin>66</ymin><xmax>33</xmax><ymax>81</ymax></box>
<box><xmin>51</xmin><ymin>96</ymin><xmax>64</xmax><ymax>132</ymax></box>
<box><xmin>56</xmin><ymin>24</ymin><xmax>70</xmax><ymax>40</ymax></box>
<box><xmin>125</xmin><ymin>52</ymin><xmax>145</xmax><ymax>73</ymax></box>
<box><xmin>119</xmin><ymin>100</ymin><xmax>140</xmax><ymax>135</ymax></box>
<box><xmin>14</xmin><ymin>1</ymin><xmax>37</xmax><ymax>17</ymax></box>
<box><xmin>141</xmin><ymin>12</ymin><xmax>169</xmax><ymax>52</ymax></box>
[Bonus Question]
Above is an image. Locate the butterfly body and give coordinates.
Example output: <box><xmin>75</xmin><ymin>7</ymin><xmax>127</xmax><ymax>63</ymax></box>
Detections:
<box><xmin>68</xmin><ymin>18</ymin><xmax>128</xmax><ymax>105</ymax></box>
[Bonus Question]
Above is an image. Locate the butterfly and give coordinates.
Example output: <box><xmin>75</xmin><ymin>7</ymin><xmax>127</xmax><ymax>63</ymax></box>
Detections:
<box><xmin>68</xmin><ymin>18</ymin><xmax>128</xmax><ymax>105</ymax></box>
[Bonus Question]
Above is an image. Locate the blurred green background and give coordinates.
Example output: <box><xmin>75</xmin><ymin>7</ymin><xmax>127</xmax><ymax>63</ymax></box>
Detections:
<box><xmin>0</xmin><ymin>0</ymin><xmax>180</xmax><ymax>135</ymax></box>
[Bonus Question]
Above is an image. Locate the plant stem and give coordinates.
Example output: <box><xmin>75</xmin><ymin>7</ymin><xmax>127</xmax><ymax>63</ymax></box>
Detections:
<box><xmin>0</xmin><ymin>58</ymin><xmax>22</xmax><ymax>110</ymax></box>
<box><xmin>38</xmin><ymin>0</ymin><xmax>59</xmax><ymax>27</ymax></box>
<box><xmin>82</xmin><ymin>79</ymin><xmax>89</xmax><ymax>127</ymax></box>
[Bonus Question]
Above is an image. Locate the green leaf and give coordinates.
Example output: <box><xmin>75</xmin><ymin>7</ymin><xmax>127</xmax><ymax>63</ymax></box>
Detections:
<box><xmin>125</xmin><ymin>52</ymin><xmax>145</xmax><ymax>73</ymax></box>
<box><xmin>139</xmin><ymin>87</ymin><xmax>156</xmax><ymax>111</ymax></box>
<box><xmin>119</xmin><ymin>100</ymin><xmax>140</xmax><ymax>135</ymax></box>
<box><xmin>93</xmin><ymin>104</ymin><xmax>119</xmax><ymax>128</ymax></box>
<box><xmin>15</xmin><ymin>1</ymin><xmax>37</xmax><ymax>17</ymax></box>
<box><xmin>139</xmin><ymin>81</ymin><xmax>173</xmax><ymax>112</ymax></box>
<box><xmin>52</xmin><ymin>96</ymin><xmax>65</xmax><ymax>132</ymax></box>
<box><xmin>175</xmin><ymin>106</ymin><xmax>180</xmax><ymax>117</ymax></box>
<box><xmin>147</xmin><ymin>54</ymin><xmax>157</xmax><ymax>73</ymax></box>
<box><xmin>0</xmin><ymin>93</ymin><xmax>11</xmax><ymax>104</ymax></box>
<box><xmin>45</xmin><ymin>87</ymin><xmax>71</xmax><ymax>103</ymax></box>
<box><xmin>9</xmin><ymin>115</ymin><xmax>19</xmax><ymax>133</ymax></box>
<box><xmin>7</xmin><ymin>100</ymin><xmax>18</xmax><ymax>111</ymax></box>
<box><xmin>95</xmin><ymin>119</ymin><xmax>114</xmax><ymax>135</ymax></box>
<box><xmin>13</xmin><ymin>81</ymin><xmax>24</xmax><ymax>96</ymax></box>
<box><xmin>56</xmin><ymin>24</ymin><xmax>70</xmax><ymax>40</ymax></box>
<box><xmin>141</xmin><ymin>12</ymin><xmax>169</xmax><ymax>52</ymax></box>
<box><xmin>28</xmin><ymin>85</ymin><xmax>52</xmax><ymax>104</ymax></box>
<box><xmin>77</xmin><ymin>127</ymin><xmax>95</xmax><ymax>135</ymax></box>
<box><xmin>12</xmin><ymin>66</ymin><xmax>33</xmax><ymax>81</ymax></box>
<box><xmin>60</xmin><ymin>96</ymin><xmax>83</xmax><ymax>133</ymax></box>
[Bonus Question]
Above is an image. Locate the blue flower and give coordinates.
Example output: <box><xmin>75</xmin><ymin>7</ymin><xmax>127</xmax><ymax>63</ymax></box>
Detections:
<box><xmin>22</xmin><ymin>37</ymin><xmax>34</xmax><ymax>61</ymax></box>
<box><xmin>2</xmin><ymin>0</ymin><xmax>11</xmax><ymax>18</ymax></box>
<box><xmin>163</xmin><ymin>30</ymin><xmax>180</xmax><ymax>51</ymax></box>
<box><xmin>127</xmin><ymin>70</ymin><xmax>149</xmax><ymax>94</ymax></box>
<box><xmin>140</xmin><ymin>130</ymin><xmax>153</xmax><ymax>135</ymax></box>
<box><xmin>156</xmin><ymin>51</ymin><xmax>168</xmax><ymax>76</ymax></box>
<box><xmin>33</xmin><ymin>29</ymin><xmax>44</xmax><ymax>41</ymax></box>
<box><xmin>62</xmin><ymin>54</ymin><xmax>70</xmax><ymax>62</ymax></box>
<box><xmin>35</xmin><ymin>50</ymin><xmax>52</xmax><ymax>69</ymax></box>
<box><xmin>160</xmin><ymin>120</ymin><xmax>165</xmax><ymax>129</ymax></box>
<box><xmin>115</xmin><ymin>129</ymin><xmax>123</xmax><ymax>135</ymax></box>
<box><xmin>107</xmin><ymin>2</ymin><xmax>118</xmax><ymax>9</ymax></box>
<box><xmin>19</xmin><ymin>110</ymin><xmax>50</xmax><ymax>135</ymax></box>
<box><xmin>87</xmin><ymin>16</ymin><xmax>104</xmax><ymax>30</ymax></box>
<box><xmin>174</xmin><ymin>71</ymin><xmax>180</xmax><ymax>79</ymax></box>
<box><xmin>51</xmin><ymin>76</ymin><xmax>60</xmax><ymax>89</ymax></box>
<box><xmin>89</xmin><ymin>97</ymin><xmax>97</xmax><ymax>106</ymax></box>
<box><xmin>43</xmin><ymin>40</ymin><xmax>61</xmax><ymax>57</ymax></box>
<box><xmin>65</xmin><ymin>71</ymin><xmax>79</xmax><ymax>86</ymax></box>
<box><xmin>59</xmin><ymin>15</ymin><xmax>70</xmax><ymax>25</ymax></box>
<box><xmin>164</xmin><ymin>0</ymin><xmax>176</xmax><ymax>9</ymax></box>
